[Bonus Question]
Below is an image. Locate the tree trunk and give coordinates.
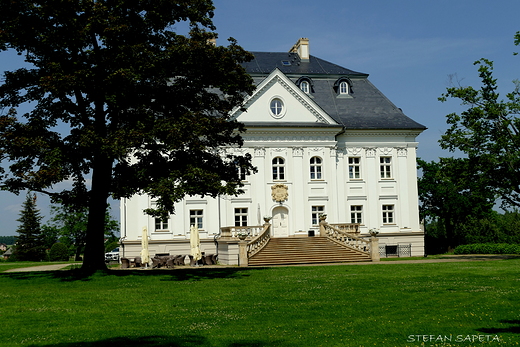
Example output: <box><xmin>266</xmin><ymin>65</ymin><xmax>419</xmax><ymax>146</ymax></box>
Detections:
<box><xmin>444</xmin><ymin>218</ymin><xmax>455</xmax><ymax>252</ymax></box>
<box><xmin>74</xmin><ymin>244</ymin><xmax>83</xmax><ymax>261</ymax></box>
<box><xmin>81</xmin><ymin>155</ymin><xmax>113</xmax><ymax>274</ymax></box>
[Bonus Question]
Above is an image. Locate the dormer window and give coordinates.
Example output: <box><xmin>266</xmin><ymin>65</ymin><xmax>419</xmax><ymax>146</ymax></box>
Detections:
<box><xmin>334</xmin><ymin>77</ymin><xmax>353</xmax><ymax>97</ymax></box>
<box><xmin>339</xmin><ymin>81</ymin><xmax>349</xmax><ymax>94</ymax></box>
<box><xmin>300</xmin><ymin>80</ymin><xmax>310</xmax><ymax>94</ymax></box>
<box><xmin>296</xmin><ymin>76</ymin><xmax>314</xmax><ymax>94</ymax></box>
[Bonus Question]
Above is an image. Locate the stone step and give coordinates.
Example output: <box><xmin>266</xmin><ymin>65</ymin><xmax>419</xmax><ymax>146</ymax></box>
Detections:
<box><xmin>248</xmin><ymin>236</ymin><xmax>371</xmax><ymax>266</ymax></box>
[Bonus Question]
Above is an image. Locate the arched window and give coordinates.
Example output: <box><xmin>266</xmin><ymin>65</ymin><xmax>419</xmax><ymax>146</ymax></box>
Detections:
<box><xmin>334</xmin><ymin>78</ymin><xmax>352</xmax><ymax>96</ymax></box>
<box><xmin>339</xmin><ymin>81</ymin><xmax>349</xmax><ymax>94</ymax></box>
<box><xmin>310</xmin><ymin>156</ymin><xmax>322</xmax><ymax>180</ymax></box>
<box><xmin>296</xmin><ymin>77</ymin><xmax>313</xmax><ymax>94</ymax></box>
<box><xmin>272</xmin><ymin>157</ymin><xmax>285</xmax><ymax>180</ymax></box>
<box><xmin>300</xmin><ymin>80</ymin><xmax>310</xmax><ymax>94</ymax></box>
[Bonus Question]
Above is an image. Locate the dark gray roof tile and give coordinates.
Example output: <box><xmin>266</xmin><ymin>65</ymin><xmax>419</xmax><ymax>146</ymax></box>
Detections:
<box><xmin>243</xmin><ymin>52</ymin><xmax>426</xmax><ymax>131</ymax></box>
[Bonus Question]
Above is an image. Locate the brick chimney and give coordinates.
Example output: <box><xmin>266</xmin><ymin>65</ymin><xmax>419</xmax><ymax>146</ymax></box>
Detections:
<box><xmin>289</xmin><ymin>38</ymin><xmax>310</xmax><ymax>61</ymax></box>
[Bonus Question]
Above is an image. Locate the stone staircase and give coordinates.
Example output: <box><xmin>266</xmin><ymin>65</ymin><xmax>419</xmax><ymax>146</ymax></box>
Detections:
<box><xmin>248</xmin><ymin>236</ymin><xmax>371</xmax><ymax>266</ymax></box>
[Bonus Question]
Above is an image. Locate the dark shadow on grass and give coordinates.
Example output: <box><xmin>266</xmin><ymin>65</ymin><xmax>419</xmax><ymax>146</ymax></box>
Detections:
<box><xmin>0</xmin><ymin>266</ymin><xmax>272</xmax><ymax>282</ymax></box>
<box><xmin>26</xmin><ymin>335</ymin><xmax>275</xmax><ymax>347</ymax></box>
<box><xmin>26</xmin><ymin>335</ymin><xmax>205</xmax><ymax>347</ymax></box>
<box><xmin>478</xmin><ymin>320</ymin><xmax>520</xmax><ymax>334</ymax></box>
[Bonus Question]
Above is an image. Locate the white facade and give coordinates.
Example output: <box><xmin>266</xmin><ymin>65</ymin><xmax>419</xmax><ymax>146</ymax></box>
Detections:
<box><xmin>120</xmin><ymin>41</ymin><xmax>426</xmax><ymax>263</ymax></box>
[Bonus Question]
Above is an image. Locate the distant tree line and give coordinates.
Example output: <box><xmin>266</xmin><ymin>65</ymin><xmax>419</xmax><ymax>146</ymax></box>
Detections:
<box><xmin>0</xmin><ymin>236</ymin><xmax>16</xmax><ymax>245</ymax></box>
<box><xmin>8</xmin><ymin>192</ymin><xmax>118</xmax><ymax>262</ymax></box>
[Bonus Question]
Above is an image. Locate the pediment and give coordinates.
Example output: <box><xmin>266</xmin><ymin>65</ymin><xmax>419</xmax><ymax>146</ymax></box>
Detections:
<box><xmin>231</xmin><ymin>69</ymin><xmax>337</xmax><ymax>125</ymax></box>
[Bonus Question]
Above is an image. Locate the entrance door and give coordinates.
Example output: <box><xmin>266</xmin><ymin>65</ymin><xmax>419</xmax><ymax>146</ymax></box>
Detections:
<box><xmin>272</xmin><ymin>206</ymin><xmax>289</xmax><ymax>237</ymax></box>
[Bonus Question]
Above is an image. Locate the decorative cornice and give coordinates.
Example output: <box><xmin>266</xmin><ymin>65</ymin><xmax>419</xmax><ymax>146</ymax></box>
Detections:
<box><xmin>244</xmin><ymin>130</ymin><xmax>338</xmax><ymax>142</ymax></box>
<box><xmin>379</xmin><ymin>147</ymin><xmax>393</xmax><ymax>156</ymax></box>
<box><xmin>346</xmin><ymin>147</ymin><xmax>363</xmax><ymax>156</ymax></box>
<box><xmin>273</xmin><ymin>75</ymin><xmax>330</xmax><ymax>124</ymax></box>
<box><xmin>254</xmin><ymin>147</ymin><xmax>265</xmax><ymax>157</ymax></box>
<box><xmin>292</xmin><ymin>147</ymin><xmax>303</xmax><ymax>157</ymax></box>
<box><xmin>235</xmin><ymin>69</ymin><xmax>335</xmax><ymax>125</ymax></box>
<box><xmin>341</xmin><ymin>130</ymin><xmax>424</xmax><ymax>137</ymax></box>
<box><xmin>365</xmin><ymin>148</ymin><xmax>376</xmax><ymax>158</ymax></box>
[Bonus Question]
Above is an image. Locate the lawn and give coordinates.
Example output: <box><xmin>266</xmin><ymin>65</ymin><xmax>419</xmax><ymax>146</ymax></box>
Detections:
<box><xmin>1</xmin><ymin>259</ymin><xmax>519</xmax><ymax>347</ymax></box>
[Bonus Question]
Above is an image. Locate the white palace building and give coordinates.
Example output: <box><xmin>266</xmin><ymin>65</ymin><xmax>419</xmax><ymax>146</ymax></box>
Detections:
<box><xmin>119</xmin><ymin>38</ymin><xmax>427</xmax><ymax>266</ymax></box>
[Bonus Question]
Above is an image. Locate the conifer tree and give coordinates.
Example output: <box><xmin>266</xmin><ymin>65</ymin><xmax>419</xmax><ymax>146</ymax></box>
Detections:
<box><xmin>13</xmin><ymin>193</ymin><xmax>45</xmax><ymax>261</ymax></box>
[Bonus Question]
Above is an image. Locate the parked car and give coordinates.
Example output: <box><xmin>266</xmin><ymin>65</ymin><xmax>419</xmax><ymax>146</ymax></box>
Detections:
<box><xmin>105</xmin><ymin>248</ymin><xmax>120</xmax><ymax>262</ymax></box>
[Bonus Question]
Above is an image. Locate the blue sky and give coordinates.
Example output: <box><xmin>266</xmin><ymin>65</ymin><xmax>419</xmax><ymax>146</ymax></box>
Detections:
<box><xmin>0</xmin><ymin>0</ymin><xmax>519</xmax><ymax>236</ymax></box>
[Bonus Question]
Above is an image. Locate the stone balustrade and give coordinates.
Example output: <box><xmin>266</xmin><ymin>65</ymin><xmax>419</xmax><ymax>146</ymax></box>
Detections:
<box><xmin>320</xmin><ymin>221</ymin><xmax>379</xmax><ymax>261</ymax></box>
<box><xmin>220</xmin><ymin>225</ymin><xmax>265</xmax><ymax>239</ymax></box>
<box><xmin>247</xmin><ymin>223</ymin><xmax>271</xmax><ymax>258</ymax></box>
<box><xmin>329</xmin><ymin>223</ymin><xmax>360</xmax><ymax>234</ymax></box>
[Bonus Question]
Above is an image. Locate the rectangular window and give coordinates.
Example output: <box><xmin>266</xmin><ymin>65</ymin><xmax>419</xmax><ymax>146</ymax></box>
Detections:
<box><xmin>380</xmin><ymin>157</ymin><xmax>392</xmax><ymax>179</ymax></box>
<box><xmin>350</xmin><ymin>205</ymin><xmax>363</xmax><ymax>224</ymax></box>
<box><xmin>272</xmin><ymin>157</ymin><xmax>285</xmax><ymax>181</ymax></box>
<box><xmin>310</xmin><ymin>157</ymin><xmax>322</xmax><ymax>180</ymax></box>
<box><xmin>234</xmin><ymin>208</ymin><xmax>248</xmax><ymax>226</ymax></box>
<box><xmin>189</xmin><ymin>210</ymin><xmax>203</xmax><ymax>229</ymax></box>
<box><xmin>154</xmin><ymin>218</ymin><xmax>169</xmax><ymax>231</ymax></box>
<box><xmin>238</xmin><ymin>168</ymin><xmax>247</xmax><ymax>181</ymax></box>
<box><xmin>311</xmin><ymin>206</ymin><xmax>325</xmax><ymax>226</ymax></box>
<box><xmin>382</xmin><ymin>205</ymin><xmax>394</xmax><ymax>224</ymax></box>
<box><xmin>348</xmin><ymin>157</ymin><xmax>361</xmax><ymax>179</ymax></box>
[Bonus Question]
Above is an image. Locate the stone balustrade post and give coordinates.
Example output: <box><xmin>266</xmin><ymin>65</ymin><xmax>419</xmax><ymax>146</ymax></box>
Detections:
<box><xmin>238</xmin><ymin>240</ymin><xmax>248</xmax><ymax>267</ymax></box>
<box><xmin>370</xmin><ymin>236</ymin><xmax>380</xmax><ymax>262</ymax></box>
<box><xmin>263</xmin><ymin>222</ymin><xmax>271</xmax><ymax>236</ymax></box>
<box><xmin>220</xmin><ymin>227</ymin><xmax>232</xmax><ymax>239</ymax></box>
<box><xmin>319</xmin><ymin>220</ymin><xmax>327</xmax><ymax>237</ymax></box>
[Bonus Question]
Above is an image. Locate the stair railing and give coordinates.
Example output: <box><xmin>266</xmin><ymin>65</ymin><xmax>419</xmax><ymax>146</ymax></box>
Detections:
<box><xmin>320</xmin><ymin>221</ymin><xmax>371</xmax><ymax>255</ymax></box>
<box><xmin>329</xmin><ymin>223</ymin><xmax>360</xmax><ymax>234</ymax></box>
<box><xmin>247</xmin><ymin>222</ymin><xmax>271</xmax><ymax>258</ymax></box>
<box><xmin>220</xmin><ymin>225</ymin><xmax>265</xmax><ymax>239</ymax></box>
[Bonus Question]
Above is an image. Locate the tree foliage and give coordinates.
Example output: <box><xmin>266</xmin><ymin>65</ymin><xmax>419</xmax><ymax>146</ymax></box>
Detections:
<box><xmin>0</xmin><ymin>1</ymin><xmax>256</xmax><ymax>272</ymax></box>
<box><xmin>49</xmin><ymin>242</ymin><xmax>70</xmax><ymax>261</ymax></box>
<box><xmin>438</xmin><ymin>32</ymin><xmax>520</xmax><ymax>209</ymax></box>
<box><xmin>0</xmin><ymin>236</ymin><xmax>16</xmax><ymax>245</ymax></box>
<box><xmin>47</xmin><ymin>203</ymin><xmax>118</xmax><ymax>260</ymax></box>
<box><xmin>418</xmin><ymin>158</ymin><xmax>495</xmax><ymax>250</ymax></box>
<box><xmin>420</xmin><ymin>31</ymin><xmax>520</xmax><ymax>253</ymax></box>
<box><xmin>13</xmin><ymin>192</ymin><xmax>46</xmax><ymax>261</ymax></box>
<box><xmin>40</xmin><ymin>224</ymin><xmax>60</xmax><ymax>249</ymax></box>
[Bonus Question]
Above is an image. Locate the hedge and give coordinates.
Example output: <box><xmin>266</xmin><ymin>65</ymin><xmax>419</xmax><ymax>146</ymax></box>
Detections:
<box><xmin>49</xmin><ymin>243</ymin><xmax>70</xmax><ymax>261</ymax></box>
<box><xmin>453</xmin><ymin>243</ymin><xmax>520</xmax><ymax>255</ymax></box>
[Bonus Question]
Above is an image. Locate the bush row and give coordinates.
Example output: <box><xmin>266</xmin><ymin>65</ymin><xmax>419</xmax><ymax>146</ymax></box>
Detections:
<box><xmin>454</xmin><ymin>243</ymin><xmax>520</xmax><ymax>255</ymax></box>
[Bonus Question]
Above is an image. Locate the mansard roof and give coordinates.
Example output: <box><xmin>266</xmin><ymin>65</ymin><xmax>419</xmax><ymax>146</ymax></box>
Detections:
<box><xmin>243</xmin><ymin>52</ymin><xmax>367</xmax><ymax>77</ymax></box>
<box><xmin>242</xmin><ymin>52</ymin><xmax>426</xmax><ymax>131</ymax></box>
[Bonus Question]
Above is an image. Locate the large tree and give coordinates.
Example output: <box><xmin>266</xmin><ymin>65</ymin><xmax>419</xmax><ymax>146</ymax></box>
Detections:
<box><xmin>438</xmin><ymin>31</ymin><xmax>520</xmax><ymax>209</ymax></box>
<box><xmin>417</xmin><ymin>157</ymin><xmax>495</xmax><ymax>250</ymax></box>
<box><xmin>13</xmin><ymin>192</ymin><xmax>46</xmax><ymax>261</ymax></box>
<box><xmin>0</xmin><ymin>0</ymin><xmax>256</xmax><ymax>273</ymax></box>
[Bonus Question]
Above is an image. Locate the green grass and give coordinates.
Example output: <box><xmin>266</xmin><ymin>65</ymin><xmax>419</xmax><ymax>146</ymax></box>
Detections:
<box><xmin>1</xmin><ymin>259</ymin><xmax>520</xmax><ymax>347</ymax></box>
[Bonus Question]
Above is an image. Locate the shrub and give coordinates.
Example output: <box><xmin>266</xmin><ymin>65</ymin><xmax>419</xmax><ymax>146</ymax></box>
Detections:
<box><xmin>454</xmin><ymin>243</ymin><xmax>520</xmax><ymax>255</ymax></box>
<box><xmin>49</xmin><ymin>243</ymin><xmax>70</xmax><ymax>261</ymax></box>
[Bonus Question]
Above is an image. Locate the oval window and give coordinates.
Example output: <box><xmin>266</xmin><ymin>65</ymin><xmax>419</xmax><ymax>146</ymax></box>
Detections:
<box><xmin>270</xmin><ymin>98</ymin><xmax>284</xmax><ymax>117</ymax></box>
